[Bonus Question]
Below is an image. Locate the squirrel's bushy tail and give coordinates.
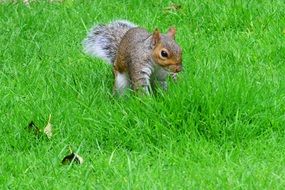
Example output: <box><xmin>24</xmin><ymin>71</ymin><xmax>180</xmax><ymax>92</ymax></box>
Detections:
<box><xmin>83</xmin><ymin>20</ymin><xmax>136</xmax><ymax>64</ymax></box>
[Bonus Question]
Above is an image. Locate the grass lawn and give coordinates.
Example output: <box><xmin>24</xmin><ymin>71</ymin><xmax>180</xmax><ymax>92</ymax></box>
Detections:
<box><xmin>1</xmin><ymin>0</ymin><xmax>285</xmax><ymax>189</ymax></box>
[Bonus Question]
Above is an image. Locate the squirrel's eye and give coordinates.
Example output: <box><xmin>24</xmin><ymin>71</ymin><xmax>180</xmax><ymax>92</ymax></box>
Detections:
<box><xmin>161</xmin><ymin>50</ymin><xmax>168</xmax><ymax>58</ymax></box>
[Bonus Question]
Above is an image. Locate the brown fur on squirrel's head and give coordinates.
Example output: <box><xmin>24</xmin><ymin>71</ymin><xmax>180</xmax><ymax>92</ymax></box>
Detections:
<box><xmin>151</xmin><ymin>27</ymin><xmax>182</xmax><ymax>73</ymax></box>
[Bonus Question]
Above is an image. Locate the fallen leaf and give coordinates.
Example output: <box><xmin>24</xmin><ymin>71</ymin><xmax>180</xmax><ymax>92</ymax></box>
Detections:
<box><xmin>164</xmin><ymin>3</ymin><xmax>182</xmax><ymax>13</ymax></box>
<box><xmin>62</xmin><ymin>152</ymin><xmax>84</xmax><ymax>165</ymax></box>
<box><xmin>44</xmin><ymin>114</ymin><xmax>52</xmax><ymax>139</ymax></box>
<box><xmin>23</xmin><ymin>0</ymin><xmax>30</xmax><ymax>6</ymax></box>
<box><xmin>27</xmin><ymin>121</ymin><xmax>41</xmax><ymax>137</ymax></box>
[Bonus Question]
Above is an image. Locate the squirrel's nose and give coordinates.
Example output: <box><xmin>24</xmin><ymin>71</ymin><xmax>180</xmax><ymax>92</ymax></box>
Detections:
<box><xmin>175</xmin><ymin>65</ymin><xmax>182</xmax><ymax>72</ymax></box>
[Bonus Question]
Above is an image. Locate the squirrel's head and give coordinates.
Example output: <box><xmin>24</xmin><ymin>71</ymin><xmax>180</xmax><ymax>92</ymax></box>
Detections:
<box><xmin>151</xmin><ymin>27</ymin><xmax>182</xmax><ymax>73</ymax></box>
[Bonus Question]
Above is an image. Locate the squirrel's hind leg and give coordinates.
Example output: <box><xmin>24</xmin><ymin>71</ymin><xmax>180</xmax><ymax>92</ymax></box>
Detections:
<box><xmin>113</xmin><ymin>71</ymin><xmax>130</xmax><ymax>95</ymax></box>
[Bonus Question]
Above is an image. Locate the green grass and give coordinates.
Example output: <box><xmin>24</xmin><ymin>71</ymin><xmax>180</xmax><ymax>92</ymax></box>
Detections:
<box><xmin>1</xmin><ymin>0</ymin><xmax>285</xmax><ymax>189</ymax></box>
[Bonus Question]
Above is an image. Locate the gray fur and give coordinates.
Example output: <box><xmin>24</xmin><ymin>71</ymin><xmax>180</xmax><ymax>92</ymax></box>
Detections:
<box><xmin>83</xmin><ymin>20</ymin><xmax>137</xmax><ymax>64</ymax></box>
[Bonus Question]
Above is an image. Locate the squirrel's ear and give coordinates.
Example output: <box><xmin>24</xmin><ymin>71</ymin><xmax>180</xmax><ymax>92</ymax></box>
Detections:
<box><xmin>152</xmin><ymin>28</ymin><xmax>161</xmax><ymax>46</ymax></box>
<box><xmin>167</xmin><ymin>27</ymin><xmax>176</xmax><ymax>39</ymax></box>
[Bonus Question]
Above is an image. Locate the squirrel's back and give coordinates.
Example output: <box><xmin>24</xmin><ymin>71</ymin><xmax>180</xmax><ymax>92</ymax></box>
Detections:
<box><xmin>121</xmin><ymin>27</ymin><xmax>150</xmax><ymax>43</ymax></box>
<box><xmin>83</xmin><ymin>20</ymin><xmax>137</xmax><ymax>64</ymax></box>
<box><xmin>117</xmin><ymin>27</ymin><xmax>152</xmax><ymax>56</ymax></box>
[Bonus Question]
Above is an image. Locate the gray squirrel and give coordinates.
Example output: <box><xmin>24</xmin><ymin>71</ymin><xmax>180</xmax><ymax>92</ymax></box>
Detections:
<box><xmin>83</xmin><ymin>20</ymin><xmax>182</xmax><ymax>95</ymax></box>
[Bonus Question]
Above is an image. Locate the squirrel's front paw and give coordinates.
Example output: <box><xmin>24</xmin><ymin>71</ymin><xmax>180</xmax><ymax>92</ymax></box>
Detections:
<box><xmin>170</xmin><ymin>73</ymin><xmax>178</xmax><ymax>82</ymax></box>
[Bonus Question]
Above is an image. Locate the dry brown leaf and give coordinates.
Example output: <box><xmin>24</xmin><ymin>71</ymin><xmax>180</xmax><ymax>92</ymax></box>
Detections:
<box><xmin>27</xmin><ymin>121</ymin><xmax>41</xmax><ymax>137</ymax></box>
<box><xmin>62</xmin><ymin>152</ymin><xmax>84</xmax><ymax>165</ymax></box>
<box><xmin>44</xmin><ymin>114</ymin><xmax>53</xmax><ymax>139</ymax></box>
<box><xmin>164</xmin><ymin>3</ymin><xmax>182</xmax><ymax>13</ymax></box>
<box><xmin>23</xmin><ymin>0</ymin><xmax>29</xmax><ymax>5</ymax></box>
